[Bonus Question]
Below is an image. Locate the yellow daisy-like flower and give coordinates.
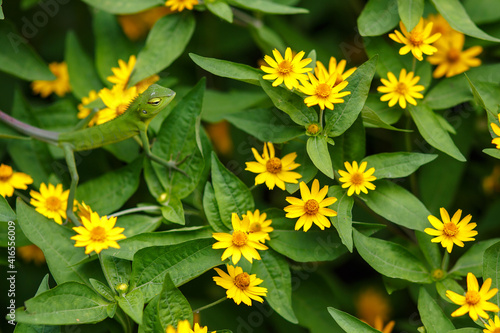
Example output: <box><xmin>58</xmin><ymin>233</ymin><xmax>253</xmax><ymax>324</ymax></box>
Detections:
<box><xmin>427</xmin><ymin>33</ymin><xmax>482</xmax><ymax>78</ymax></box>
<box><xmin>17</xmin><ymin>245</ymin><xmax>45</xmax><ymax>265</ymax></box>
<box><xmin>245</xmin><ymin>142</ymin><xmax>301</xmax><ymax>190</ymax></box>
<box><xmin>484</xmin><ymin>315</ymin><xmax>500</xmax><ymax>333</ymax></box>
<box><xmin>118</xmin><ymin>7</ymin><xmax>172</xmax><ymax>41</ymax></box>
<box><xmin>76</xmin><ymin>90</ymin><xmax>100</xmax><ymax>126</ymax></box>
<box><xmin>377</xmin><ymin>69</ymin><xmax>425</xmax><ymax>109</ymax></box>
<box><xmin>30</xmin><ymin>183</ymin><xmax>70</xmax><ymax>225</ymax></box>
<box><xmin>107</xmin><ymin>55</ymin><xmax>136</xmax><ymax>87</ymax></box>
<box><xmin>446</xmin><ymin>272</ymin><xmax>499</xmax><ymax>321</ymax></box>
<box><xmin>212</xmin><ymin>213</ymin><xmax>268</xmax><ymax>264</ymax></box>
<box><xmin>0</xmin><ymin>164</ymin><xmax>33</xmax><ymax>197</ymax></box>
<box><xmin>338</xmin><ymin>161</ymin><xmax>377</xmax><ymax>196</ymax></box>
<box><xmin>284</xmin><ymin>179</ymin><xmax>337</xmax><ymax>232</ymax></box>
<box><xmin>314</xmin><ymin>57</ymin><xmax>356</xmax><ymax>87</ymax></box>
<box><xmin>165</xmin><ymin>0</ymin><xmax>198</xmax><ymax>12</ymax></box>
<box><xmin>389</xmin><ymin>18</ymin><xmax>441</xmax><ymax>61</ymax></box>
<box><xmin>31</xmin><ymin>62</ymin><xmax>71</xmax><ymax>98</ymax></box>
<box><xmin>424</xmin><ymin>207</ymin><xmax>478</xmax><ymax>253</ymax></box>
<box><xmin>71</xmin><ymin>211</ymin><xmax>126</xmax><ymax>255</ymax></box>
<box><xmin>490</xmin><ymin>117</ymin><xmax>500</xmax><ymax>149</ymax></box>
<box><xmin>213</xmin><ymin>264</ymin><xmax>268</xmax><ymax>306</ymax></box>
<box><xmin>165</xmin><ymin>320</ymin><xmax>208</xmax><ymax>333</ymax></box>
<box><xmin>299</xmin><ymin>71</ymin><xmax>351</xmax><ymax>111</ymax></box>
<box><xmin>243</xmin><ymin>209</ymin><xmax>273</xmax><ymax>243</ymax></box>
<box><xmin>261</xmin><ymin>47</ymin><xmax>312</xmax><ymax>90</ymax></box>
<box><xmin>76</xmin><ymin>201</ymin><xmax>94</xmax><ymax>222</ymax></box>
<box><xmin>98</xmin><ymin>85</ymin><xmax>138</xmax><ymax>124</ymax></box>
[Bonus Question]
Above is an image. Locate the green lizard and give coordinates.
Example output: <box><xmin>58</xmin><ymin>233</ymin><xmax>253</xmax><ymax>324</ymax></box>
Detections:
<box><xmin>0</xmin><ymin>84</ymin><xmax>181</xmax><ymax>224</ymax></box>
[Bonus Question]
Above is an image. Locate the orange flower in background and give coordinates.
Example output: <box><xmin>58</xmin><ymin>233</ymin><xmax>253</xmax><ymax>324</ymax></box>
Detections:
<box><xmin>205</xmin><ymin>121</ymin><xmax>233</xmax><ymax>155</ymax></box>
<box><xmin>118</xmin><ymin>6</ymin><xmax>172</xmax><ymax>41</ymax></box>
<box><xmin>17</xmin><ymin>245</ymin><xmax>45</xmax><ymax>265</ymax></box>
<box><xmin>356</xmin><ymin>288</ymin><xmax>392</xmax><ymax>328</ymax></box>
<box><xmin>31</xmin><ymin>62</ymin><xmax>71</xmax><ymax>98</ymax></box>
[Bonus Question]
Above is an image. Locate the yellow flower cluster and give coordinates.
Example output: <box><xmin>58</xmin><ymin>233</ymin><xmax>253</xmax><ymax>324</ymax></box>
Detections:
<box><xmin>166</xmin><ymin>320</ymin><xmax>208</xmax><ymax>333</ymax></box>
<box><xmin>31</xmin><ymin>62</ymin><xmax>72</xmax><ymax>98</ymax></box>
<box><xmin>261</xmin><ymin>47</ymin><xmax>353</xmax><ymax>111</ymax></box>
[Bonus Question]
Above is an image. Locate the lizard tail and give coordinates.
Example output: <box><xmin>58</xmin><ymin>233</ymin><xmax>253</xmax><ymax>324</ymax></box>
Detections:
<box><xmin>0</xmin><ymin>109</ymin><xmax>59</xmax><ymax>143</ymax></box>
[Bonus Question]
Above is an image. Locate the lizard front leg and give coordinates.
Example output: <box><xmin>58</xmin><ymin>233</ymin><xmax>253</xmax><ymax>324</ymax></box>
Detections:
<box><xmin>62</xmin><ymin>144</ymin><xmax>80</xmax><ymax>225</ymax></box>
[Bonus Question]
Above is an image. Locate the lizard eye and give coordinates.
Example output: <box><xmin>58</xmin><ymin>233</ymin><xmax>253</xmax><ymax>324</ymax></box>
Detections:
<box><xmin>147</xmin><ymin>97</ymin><xmax>162</xmax><ymax>106</ymax></box>
<box><xmin>142</xmin><ymin>110</ymin><xmax>147</xmax><ymax>114</ymax></box>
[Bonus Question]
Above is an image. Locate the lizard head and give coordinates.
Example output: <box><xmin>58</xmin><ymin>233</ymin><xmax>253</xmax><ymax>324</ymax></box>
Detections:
<box><xmin>136</xmin><ymin>84</ymin><xmax>176</xmax><ymax>121</ymax></box>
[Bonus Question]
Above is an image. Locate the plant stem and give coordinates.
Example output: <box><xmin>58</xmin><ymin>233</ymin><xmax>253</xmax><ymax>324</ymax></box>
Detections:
<box><xmin>441</xmin><ymin>250</ymin><xmax>449</xmax><ymax>271</ymax></box>
<box><xmin>411</xmin><ymin>57</ymin><xmax>416</xmax><ymax>73</ymax></box>
<box><xmin>14</xmin><ymin>190</ymin><xmax>30</xmax><ymax>203</ymax></box>
<box><xmin>110</xmin><ymin>205</ymin><xmax>161</xmax><ymax>217</ymax></box>
<box><xmin>319</xmin><ymin>108</ymin><xmax>324</xmax><ymax>129</ymax></box>
<box><xmin>192</xmin><ymin>296</ymin><xmax>227</xmax><ymax>313</ymax></box>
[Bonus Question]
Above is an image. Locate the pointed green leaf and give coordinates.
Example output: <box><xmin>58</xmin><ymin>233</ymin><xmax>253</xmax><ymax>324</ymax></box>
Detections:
<box><xmin>283</xmin><ymin>138</ymin><xmax>318</xmax><ymax>194</ymax></box>
<box><xmin>89</xmin><ymin>278</ymin><xmax>115</xmax><ymax>302</ymax></box>
<box><xmin>353</xmin><ymin>229</ymin><xmax>432</xmax><ymax>283</ymax></box>
<box><xmin>330</xmin><ymin>117</ymin><xmax>366</xmax><ymax>171</ymax></box>
<box><xmin>81</xmin><ymin>0</ymin><xmax>163</xmax><ymax>14</ymax></box>
<box><xmin>448</xmin><ymin>329</ymin><xmax>482</xmax><ymax>333</ymax></box>
<box><xmin>364</xmin><ymin>36</ymin><xmax>409</xmax><ymax>77</ymax></box>
<box><xmin>0</xmin><ymin>195</ymin><xmax>15</xmax><ymax>222</ymax></box>
<box><xmin>117</xmin><ymin>288</ymin><xmax>144</xmax><ymax>324</ymax></box>
<box><xmin>483</xmin><ymin>241</ymin><xmax>500</xmax><ymax>308</ymax></box>
<box><xmin>327</xmin><ymin>307</ymin><xmax>380</xmax><ymax>332</ymax></box>
<box><xmin>465</xmin><ymin>74</ymin><xmax>499</xmax><ymax>117</ymax></box>
<box><xmin>324</xmin><ymin>56</ymin><xmax>378</xmax><ymax>137</ymax></box>
<box><xmin>464</xmin><ymin>0</ymin><xmax>500</xmax><ymax>24</ymax></box>
<box><xmin>139</xmin><ymin>296</ymin><xmax>163</xmax><ymax>333</ymax></box>
<box><xmin>357</xmin><ymin>0</ymin><xmax>399</xmax><ymax>36</ymax></box>
<box><xmin>484</xmin><ymin>148</ymin><xmax>500</xmax><ymax>159</ymax></box>
<box><xmin>430</xmin><ymin>0</ymin><xmax>500</xmax><ymax>42</ymax></box>
<box><xmin>408</xmin><ymin>104</ymin><xmax>466</xmax><ymax>162</ymax></box>
<box><xmin>207</xmin><ymin>1</ymin><xmax>233</xmax><ymax>23</ymax></box>
<box><xmin>398</xmin><ymin>0</ymin><xmax>424</xmax><ymax>31</ymax></box>
<box><xmin>361</xmin><ymin>105</ymin><xmax>410</xmax><ymax>132</ymax></box>
<box><xmin>307</xmin><ymin>136</ymin><xmax>333</xmax><ymax>178</ymax></box>
<box><xmin>0</xmin><ymin>0</ymin><xmax>3</xmax><ymax>20</ymax></box>
<box><xmin>329</xmin><ymin>186</ymin><xmax>354</xmax><ymax>252</ymax></box>
<box><xmin>100</xmin><ymin>253</ymin><xmax>131</xmax><ymax>292</ymax></box>
<box><xmin>451</xmin><ymin>239</ymin><xmax>500</xmax><ymax>277</ymax></box>
<box><xmin>161</xmin><ymin>196</ymin><xmax>185</xmax><ymax>225</ymax></box>
<box><xmin>416</xmin><ymin>231</ymin><xmax>442</xmax><ymax>269</ymax></box>
<box><xmin>203</xmin><ymin>182</ymin><xmax>229</xmax><ymax>232</ymax></box>
<box><xmin>228</xmin><ymin>0</ymin><xmax>308</xmax><ymax>14</ymax></box>
<box><xmin>362</xmin><ymin>152</ymin><xmax>438</xmax><ymax>179</ymax></box>
<box><xmin>211</xmin><ymin>152</ymin><xmax>254</xmax><ymax>226</ymax></box>
<box><xmin>158</xmin><ymin>273</ymin><xmax>193</xmax><ymax>330</ymax></box>
<box><xmin>418</xmin><ymin>287</ymin><xmax>455</xmax><ymax>333</ymax></box>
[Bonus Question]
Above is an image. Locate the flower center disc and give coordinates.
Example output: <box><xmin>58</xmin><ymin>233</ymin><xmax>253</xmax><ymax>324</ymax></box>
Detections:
<box><xmin>493</xmin><ymin>328</ymin><xmax>500</xmax><ymax>333</ymax></box>
<box><xmin>249</xmin><ymin>222</ymin><xmax>261</xmax><ymax>233</ymax></box>
<box><xmin>234</xmin><ymin>272</ymin><xmax>251</xmax><ymax>290</ymax></box>
<box><xmin>443</xmin><ymin>222</ymin><xmax>459</xmax><ymax>236</ymax></box>
<box><xmin>45</xmin><ymin>197</ymin><xmax>61</xmax><ymax>211</ymax></box>
<box><xmin>90</xmin><ymin>226</ymin><xmax>107</xmax><ymax>242</ymax></box>
<box><xmin>278</xmin><ymin>60</ymin><xmax>292</xmax><ymax>75</ymax></box>
<box><xmin>304</xmin><ymin>199</ymin><xmax>319</xmax><ymax>215</ymax></box>
<box><xmin>315</xmin><ymin>83</ymin><xmax>331</xmax><ymax>98</ymax></box>
<box><xmin>447</xmin><ymin>48</ymin><xmax>461</xmax><ymax>63</ymax></box>
<box><xmin>266</xmin><ymin>157</ymin><xmax>282</xmax><ymax>174</ymax></box>
<box><xmin>350</xmin><ymin>172</ymin><xmax>364</xmax><ymax>186</ymax></box>
<box><xmin>232</xmin><ymin>230</ymin><xmax>248</xmax><ymax>246</ymax></box>
<box><xmin>410</xmin><ymin>32</ymin><xmax>424</xmax><ymax>46</ymax></box>
<box><xmin>465</xmin><ymin>290</ymin><xmax>481</xmax><ymax>305</ymax></box>
<box><xmin>307</xmin><ymin>124</ymin><xmax>320</xmax><ymax>135</ymax></box>
<box><xmin>395</xmin><ymin>82</ymin><xmax>408</xmax><ymax>95</ymax></box>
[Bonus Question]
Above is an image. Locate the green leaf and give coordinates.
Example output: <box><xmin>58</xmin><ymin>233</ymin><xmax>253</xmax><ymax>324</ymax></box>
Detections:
<box><xmin>357</xmin><ymin>0</ymin><xmax>399</xmax><ymax>36</ymax></box>
<box><xmin>129</xmin><ymin>13</ymin><xmax>195</xmax><ymax>85</ymax></box>
<box><xmin>81</xmin><ymin>0</ymin><xmax>163</xmax><ymax>14</ymax></box>
<box><xmin>152</xmin><ymin>79</ymin><xmax>206</xmax><ymax>200</ymax></box>
<box><xmin>307</xmin><ymin>136</ymin><xmax>333</xmax><ymax>178</ymax></box>
<box><xmin>206</xmin><ymin>1</ymin><xmax>233</xmax><ymax>23</ymax></box>
<box><xmin>418</xmin><ymin>287</ymin><xmax>455</xmax><ymax>333</ymax></box>
<box><xmin>118</xmin><ymin>214</ymin><xmax>163</xmax><ymax>238</ymax></box>
<box><xmin>283</xmin><ymin>138</ymin><xmax>318</xmax><ymax>194</ymax></box>
<box><xmin>364</xmin><ymin>36</ymin><xmax>410</xmax><ymax>78</ymax></box>
<box><xmin>0</xmin><ymin>20</ymin><xmax>55</xmax><ymax>80</ymax></box>
<box><xmin>100</xmin><ymin>253</ymin><xmax>131</xmax><ymax>292</ymax></box>
<box><xmin>327</xmin><ymin>307</ymin><xmax>380</xmax><ymax>332</ymax></box>
<box><xmin>16</xmin><ymin>199</ymin><xmax>101</xmax><ymax>286</ymax></box>
<box><xmin>129</xmin><ymin>239</ymin><xmax>222</xmax><ymax>302</ymax></box>
<box><xmin>158</xmin><ymin>273</ymin><xmax>193</xmax><ymax>330</ymax></box>
<box><xmin>225</xmin><ymin>108</ymin><xmax>304</xmax><ymax>143</ymax></box>
<box><xmin>353</xmin><ymin>229</ymin><xmax>432</xmax><ymax>283</ymax></box>
<box><xmin>252</xmin><ymin>250</ymin><xmax>298</xmax><ymax>323</ymax></box>
<box><xmin>228</xmin><ymin>0</ymin><xmax>308</xmax><ymax>14</ymax></box>
<box><xmin>408</xmin><ymin>104</ymin><xmax>466</xmax><ymax>162</ymax></box>
<box><xmin>139</xmin><ymin>297</ymin><xmax>163</xmax><ymax>333</ymax></box>
<box><xmin>65</xmin><ymin>31</ymin><xmax>103</xmax><ymax>100</ymax></box>
<box><xmin>436</xmin><ymin>278</ymin><xmax>464</xmax><ymax>302</ymax></box>
<box><xmin>451</xmin><ymin>239</ymin><xmax>500</xmax><ymax>277</ymax></box>
<box><xmin>0</xmin><ymin>195</ymin><xmax>15</xmax><ymax>222</ymax></box>
<box><xmin>464</xmin><ymin>0</ymin><xmax>500</xmax><ymax>24</ymax></box>
<box><xmin>106</xmin><ymin>226</ymin><xmax>212</xmax><ymax>260</ymax></box>
<box><xmin>250</xmin><ymin>24</ymin><xmax>286</xmax><ymax>55</ymax></box>
<box><xmin>161</xmin><ymin>196</ymin><xmax>185</xmax><ymax>225</ymax></box>
<box><xmin>361</xmin><ymin>105</ymin><xmax>410</xmax><ymax>132</ymax></box>
<box><xmin>259</xmin><ymin>78</ymin><xmax>318</xmax><ymax>126</ymax></box>
<box><xmin>363</xmin><ymin>180</ymin><xmax>431</xmax><ymax>231</ymax></box>
<box><xmin>189</xmin><ymin>53</ymin><xmax>261</xmax><ymax>85</ymax></box>
<box><xmin>77</xmin><ymin>158</ymin><xmax>142</xmax><ymax>215</ymax></box>
<box><xmin>448</xmin><ymin>329</ymin><xmax>483</xmax><ymax>333</ymax></box>
<box><xmin>117</xmin><ymin>288</ymin><xmax>144</xmax><ymax>324</ymax></box>
<box><xmin>465</xmin><ymin>74</ymin><xmax>499</xmax><ymax>117</ymax></box>
<box><xmin>202</xmin><ymin>89</ymin><xmax>268</xmax><ymax>122</ymax></box>
<box><xmin>203</xmin><ymin>183</ymin><xmax>229</xmax><ymax>232</ymax></box>
<box><xmin>416</xmin><ymin>231</ymin><xmax>442</xmax><ymax>269</ymax></box>
<box><xmin>0</xmin><ymin>202</ymin><xmax>29</xmax><ymax>246</ymax></box>
<box><xmin>211</xmin><ymin>152</ymin><xmax>254</xmax><ymax>227</ymax></box>
<box><xmin>330</xmin><ymin>116</ymin><xmax>366</xmax><ymax>171</ymax></box>
<box><xmin>15</xmin><ymin>282</ymin><xmax>111</xmax><ymax>325</ymax></box>
<box><xmin>329</xmin><ymin>186</ymin><xmax>354</xmax><ymax>252</ymax></box>
<box><xmin>484</xmin><ymin>148</ymin><xmax>500</xmax><ymax>159</ymax></box>
<box><xmin>398</xmin><ymin>0</ymin><xmax>424</xmax><ymax>31</ymax></box>
<box><xmin>483</xmin><ymin>240</ymin><xmax>500</xmax><ymax>308</ymax></box>
<box><xmin>90</xmin><ymin>278</ymin><xmax>115</xmax><ymax>302</ymax></box>
<box><xmin>0</xmin><ymin>0</ymin><xmax>3</xmax><ymax>20</ymax></box>
<box><xmin>430</xmin><ymin>0</ymin><xmax>500</xmax><ymax>42</ymax></box>
<box><xmin>362</xmin><ymin>152</ymin><xmax>438</xmax><ymax>179</ymax></box>
<box><xmin>324</xmin><ymin>56</ymin><xmax>378</xmax><ymax>137</ymax></box>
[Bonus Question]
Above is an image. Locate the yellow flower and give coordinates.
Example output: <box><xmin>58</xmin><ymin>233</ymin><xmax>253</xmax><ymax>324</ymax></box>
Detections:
<box><xmin>71</xmin><ymin>211</ymin><xmax>126</xmax><ymax>254</ymax></box>
<box><xmin>299</xmin><ymin>71</ymin><xmax>351</xmax><ymax>110</ymax></box>
<box><xmin>446</xmin><ymin>272</ymin><xmax>499</xmax><ymax>321</ymax></box>
<box><xmin>377</xmin><ymin>69</ymin><xmax>424</xmax><ymax>109</ymax></box>
<box><xmin>31</xmin><ymin>62</ymin><xmax>71</xmax><ymax>98</ymax></box>
<box><xmin>107</xmin><ymin>55</ymin><xmax>136</xmax><ymax>87</ymax></box>
<box><xmin>212</xmin><ymin>213</ymin><xmax>268</xmax><ymax>264</ymax></box>
<box><xmin>427</xmin><ymin>33</ymin><xmax>482</xmax><ymax>78</ymax></box>
<box><xmin>426</xmin><ymin>13</ymin><xmax>456</xmax><ymax>40</ymax></box>
<box><xmin>284</xmin><ymin>179</ymin><xmax>337</xmax><ymax>232</ymax></box>
<box><xmin>30</xmin><ymin>183</ymin><xmax>70</xmax><ymax>225</ymax></box>
<box><xmin>213</xmin><ymin>264</ymin><xmax>268</xmax><ymax>306</ymax></box>
<box><xmin>98</xmin><ymin>85</ymin><xmax>138</xmax><ymax>124</ymax></box>
<box><xmin>490</xmin><ymin>120</ymin><xmax>500</xmax><ymax>149</ymax></box>
<box><xmin>314</xmin><ymin>56</ymin><xmax>356</xmax><ymax>87</ymax></box>
<box><xmin>118</xmin><ymin>7</ymin><xmax>172</xmax><ymax>41</ymax></box>
<box><xmin>243</xmin><ymin>209</ymin><xmax>273</xmax><ymax>243</ymax></box>
<box><xmin>76</xmin><ymin>90</ymin><xmax>100</xmax><ymax>126</ymax></box>
<box><xmin>424</xmin><ymin>207</ymin><xmax>478</xmax><ymax>253</ymax></box>
<box><xmin>484</xmin><ymin>315</ymin><xmax>500</xmax><ymax>333</ymax></box>
<box><xmin>165</xmin><ymin>0</ymin><xmax>199</xmax><ymax>12</ymax></box>
<box><xmin>165</xmin><ymin>320</ymin><xmax>208</xmax><ymax>333</ymax></box>
<box><xmin>17</xmin><ymin>245</ymin><xmax>45</xmax><ymax>265</ymax></box>
<box><xmin>372</xmin><ymin>316</ymin><xmax>395</xmax><ymax>333</ymax></box>
<box><xmin>338</xmin><ymin>161</ymin><xmax>377</xmax><ymax>196</ymax></box>
<box><xmin>261</xmin><ymin>47</ymin><xmax>312</xmax><ymax>90</ymax></box>
<box><xmin>245</xmin><ymin>142</ymin><xmax>301</xmax><ymax>190</ymax></box>
<box><xmin>135</xmin><ymin>74</ymin><xmax>160</xmax><ymax>94</ymax></box>
<box><xmin>389</xmin><ymin>18</ymin><xmax>441</xmax><ymax>61</ymax></box>
<box><xmin>76</xmin><ymin>201</ymin><xmax>93</xmax><ymax>222</ymax></box>
<box><xmin>0</xmin><ymin>164</ymin><xmax>33</xmax><ymax>197</ymax></box>
<box><xmin>356</xmin><ymin>288</ymin><xmax>392</xmax><ymax>328</ymax></box>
